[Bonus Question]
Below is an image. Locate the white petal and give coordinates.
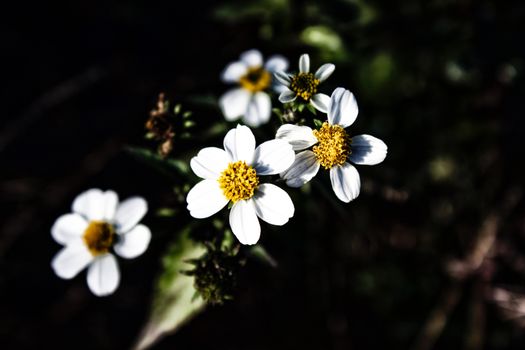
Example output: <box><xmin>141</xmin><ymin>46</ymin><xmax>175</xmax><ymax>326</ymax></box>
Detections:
<box><xmin>72</xmin><ymin>188</ymin><xmax>106</xmax><ymax>221</ymax></box>
<box><xmin>310</xmin><ymin>93</ymin><xmax>330</xmax><ymax>113</ymax></box>
<box><xmin>253</xmin><ymin>139</ymin><xmax>295</xmax><ymax>175</ymax></box>
<box><xmin>273</xmin><ymin>83</ymin><xmax>289</xmax><ymax>94</ymax></box>
<box><xmin>51</xmin><ymin>213</ymin><xmax>88</xmax><ymax>245</ymax></box>
<box><xmin>240</xmin><ymin>49</ymin><xmax>263</xmax><ymax>67</ymax></box>
<box><xmin>314</xmin><ymin>63</ymin><xmax>335</xmax><ymax>82</ymax></box>
<box><xmin>274</xmin><ymin>71</ymin><xmax>291</xmax><ymax>86</ymax></box>
<box><xmin>221</xmin><ymin>61</ymin><xmax>248</xmax><ymax>83</ymax></box>
<box><xmin>265</xmin><ymin>55</ymin><xmax>289</xmax><ymax>73</ymax></box>
<box><xmin>114</xmin><ymin>197</ymin><xmax>147</xmax><ymax>233</ymax></box>
<box><xmin>243</xmin><ymin>92</ymin><xmax>271</xmax><ymax>127</ymax></box>
<box><xmin>219</xmin><ymin>88</ymin><xmax>251</xmax><ymax>122</ymax></box>
<box><xmin>87</xmin><ymin>254</ymin><xmax>120</xmax><ymax>297</ymax></box>
<box><xmin>330</xmin><ymin>162</ymin><xmax>361</xmax><ymax>203</ymax></box>
<box><xmin>275</xmin><ymin>124</ymin><xmax>317</xmax><ymax>151</ymax></box>
<box><xmin>102</xmin><ymin>190</ymin><xmax>119</xmax><ymax>221</ymax></box>
<box><xmin>280</xmin><ymin>150</ymin><xmax>320</xmax><ymax>187</ymax></box>
<box><xmin>114</xmin><ymin>224</ymin><xmax>151</xmax><ymax>259</ymax></box>
<box><xmin>223</xmin><ymin>124</ymin><xmax>256</xmax><ymax>163</ymax></box>
<box><xmin>190</xmin><ymin>147</ymin><xmax>229</xmax><ymax>179</ymax></box>
<box><xmin>229</xmin><ymin>200</ymin><xmax>261</xmax><ymax>245</ymax></box>
<box><xmin>299</xmin><ymin>53</ymin><xmax>310</xmax><ymax>73</ymax></box>
<box><xmin>349</xmin><ymin>134</ymin><xmax>388</xmax><ymax>165</ymax></box>
<box><xmin>328</xmin><ymin>88</ymin><xmax>359</xmax><ymax>128</ymax></box>
<box><xmin>51</xmin><ymin>244</ymin><xmax>93</xmax><ymax>279</ymax></box>
<box><xmin>279</xmin><ymin>89</ymin><xmax>297</xmax><ymax>103</ymax></box>
<box><xmin>253</xmin><ymin>184</ymin><xmax>294</xmax><ymax>225</ymax></box>
<box><xmin>327</xmin><ymin>87</ymin><xmax>345</xmax><ymax>124</ymax></box>
<box><xmin>186</xmin><ymin>179</ymin><xmax>229</xmax><ymax>219</ymax></box>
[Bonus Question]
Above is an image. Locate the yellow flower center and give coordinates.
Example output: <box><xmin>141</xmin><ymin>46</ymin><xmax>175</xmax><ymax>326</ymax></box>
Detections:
<box><xmin>218</xmin><ymin>161</ymin><xmax>259</xmax><ymax>202</ymax></box>
<box><xmin>83</xmin><ymin>221</ymin><xmax>115</xmax><ymax>256</ymax></box>
<box><xmin>312</xmin><ymin>122</ymin><xmax>352</xmax><ymax>169</ymax></box>
<box><xmin>290</xmin><ymin>72</ymin><xmax>320</xmax><ymax>101</ymax></box>
<box><xmin>239</xmin><ymin>66</ymin><xmax>271</xmax><ymax>92</ymax></box>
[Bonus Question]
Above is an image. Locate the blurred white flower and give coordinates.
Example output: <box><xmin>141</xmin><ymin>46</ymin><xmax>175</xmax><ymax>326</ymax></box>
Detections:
<box><xmin>274</xmin><ymin>53</ymin><xmax>335</xmax><ymax>113</ymax></box>
<box><xmin>51</xmin><ymin>189</ymin><xmax>150</xmax><ymax>296</ymax></box>
<box><xmin>187</xmin><ymin>124</ymin><xmax>295</xmax><ymax>245</ymax></box>
<box><xmin>219</xmin><ymin>49</ymin><xmax>288</xmax><ymax>127</ymax></box>
<box><xmin>276</xmin><ymin>87</ymin><xmax>388</xmax><ymax>202</ymax></box>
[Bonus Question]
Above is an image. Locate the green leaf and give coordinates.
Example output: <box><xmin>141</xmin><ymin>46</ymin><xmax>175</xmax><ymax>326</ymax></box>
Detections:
<box><xmin>125</xmin><ymin>146</ymin><xmax>190</xmax><ymax>180</ymax></box>
<box><xmin>183</xmin><ymin>120</ymin><xmax>195</xmax><ymax>128</ymax></box>
<box><xmin>156</xmin><ymin>207</ymin><xmax>177</xmax><ymax>217</ymax></box>
<box><xmin>272</xmin><ymin>108</ymin><xmax>283</xmax><ymax>118</ymax></box>
<box><xmin>300</xmin><ymin>25</ymin><xmax>347</xmax><ymax>61</ymax></box>
<box><xmin>313</xmin><ymin>118</ymin><xmax>324</xmax><ymax>129</ymax></box>
<box><xmin>297</xmin><ymin>103</ymin><xmax>305</xmax><ymax>112</ymax></box>
<box><xmin>248</xmin><ymin>245</ymin><xmax>278</xmax><ymax>268</ymax></box>
<box><xmin>306</xmin><ymin>104</ymin><xmax>317</xmax><ymax>115</ymax></box>
<box><xmin>133</xmin><ymin>228</ymin><xmax>207</xmax><ymax>350</ymax></box>
<box><xmin>186</xmin><ymin>94</ymin><xmax>218</xmax><ymax>109</ymax></box>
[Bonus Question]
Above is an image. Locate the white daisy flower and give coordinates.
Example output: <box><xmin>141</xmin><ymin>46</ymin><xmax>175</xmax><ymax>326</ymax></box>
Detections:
<box><xmin>276</xmin><ymin>87</ymin><xmax>388</xmax><ymax>203</ymax></box>
<box><xmin>187</xmin><ymin>124</ymin><xmax>295</xmax><ymax>245</ymax></box>
<box><xmin>219</xmin><ymin>49</ymin><xmax>289</xmax><ymax>127</ymax></box>
<box><xmin>274</xmin><ymin>53</ymin><xmax>335</xmax><ymax>113</ymax></box>
<box><xmin>51</xmin><ymin>189</ymin><xmax>151</xmax><ymax>296</ymax></box>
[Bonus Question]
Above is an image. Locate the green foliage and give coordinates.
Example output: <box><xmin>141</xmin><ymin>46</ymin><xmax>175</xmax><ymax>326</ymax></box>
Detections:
<box><xmin>184</xmin><ymin>243</ymin><xmax>245</xmax><ymax>305</ymax></box>
<box><xmin>301</xmin><ymin>25</ymin><xmax>347</xmax><ymax>61</ymax></box>
<box><xmin>134</xmin><ymin>228</ymin><xmax>206</xmax><ymax>350</ymax></box>
<box><xmin>125</xmin><ymin>146</ymin><xmax>190</xmax><ymax>180</ymax></box>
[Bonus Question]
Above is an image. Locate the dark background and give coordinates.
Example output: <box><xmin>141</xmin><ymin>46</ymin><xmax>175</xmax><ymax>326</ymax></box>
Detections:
<box><xmin>2</xmin><ymin>0</ymin><xmax>525</xmax><ymax>349</ymax></box>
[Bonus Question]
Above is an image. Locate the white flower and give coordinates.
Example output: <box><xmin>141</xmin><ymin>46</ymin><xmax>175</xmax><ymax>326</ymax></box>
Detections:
<box><xmin>276</xmin><ymin>87</ymin><xmax>388</xmax><ymax>203</ymax></box>
<box><xmin>219</xmin><ymin>49</ymin><xmax>289</xmax><ymax>127</ymax></box>
<box><xmin>51</xmin><ymin>189</ymin><xmax>151</xmax><ymax>296</ymax></box>
<box><xmin>274</xmin><ymin>53</ymin><xmax>335</xmax><ymax>113</ymax></box>
<box><xmin>187</xmin><ymin>124</ymin><xmax>295</xmax><ymax>245</ymax></box>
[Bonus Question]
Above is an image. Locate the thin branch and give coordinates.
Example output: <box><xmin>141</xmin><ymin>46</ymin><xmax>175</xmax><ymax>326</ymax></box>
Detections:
<box><xmin>411</xmin><ymin>188</ymin><xmax>522</xmax><ymax>350</ymax></box>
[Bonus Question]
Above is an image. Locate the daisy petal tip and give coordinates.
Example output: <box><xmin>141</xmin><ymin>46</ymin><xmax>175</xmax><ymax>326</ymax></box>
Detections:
<box><xmin>299</xmin><ymin>54</ymin><xmax>310</xmax><ymax>73</ymax></box>
<box><xmin>114</xmin><ymin>224</ymin><xmax>151</xmax><ymax>259</ymax></box>
<box><xmin>87</xmin><ymin>254</ymin><xmax>120</xmax><ymax>297</ymax></box>
<box><xmin>240</xmin><ymin>49</ymin><xmax>263</xmax><ymax>67</ymax></box>
<box><xmin>315</xmin><ymin>63</ymin><xmax>335</xmax><ymax>82</ymax></box>
<box><xmin>330</xmin><ymin>163</ymin><xmax>361</xmax><ymax>203</ymax></box>
<box><xmin>229</xmin><ymin>200</ymin><xmax>261</xmax><ymax>246</ymax></box>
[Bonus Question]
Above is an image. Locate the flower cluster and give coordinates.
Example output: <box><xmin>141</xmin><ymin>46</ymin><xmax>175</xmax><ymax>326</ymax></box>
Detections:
<box><xmin>187</xmin><ymin>51</ymin><xmax>388</xmax><ymax>243</ymax></box>
<box><xmin>51</xmin><ymin>49</ymin><xmax>388</xmax><ymax>301</ymax></box>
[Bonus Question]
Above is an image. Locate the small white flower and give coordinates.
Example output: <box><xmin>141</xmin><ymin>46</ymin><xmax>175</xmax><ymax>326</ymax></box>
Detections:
<box><xmin>274</xmin><ymin>53</ymin><xmax>335</xmax><ymax>113</ymax></box>
<box><xmin>276</xmin><ymin>88</ymin><xmax>388</xmax><ymax>203</ymax></box>
<box><xmin>219</xmin><ymin>49</ymin><xmax>289</xmax><ymax>127</ymax></box>
<box><xmin>187</xmin><ymin>124</ymin><xmax>295</xmax><ymax>245</ymax></box>
<box><xmin>51</xmin><ymin>189</ymin><xmax>151</xmax><ymax>296</ymax></box>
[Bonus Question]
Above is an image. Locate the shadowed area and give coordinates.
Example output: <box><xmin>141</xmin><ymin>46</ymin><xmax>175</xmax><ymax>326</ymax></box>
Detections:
<box><xmin>2</xmin><ymin>0</ymin><xmax>525</xmax><ymax>349</ymax></box>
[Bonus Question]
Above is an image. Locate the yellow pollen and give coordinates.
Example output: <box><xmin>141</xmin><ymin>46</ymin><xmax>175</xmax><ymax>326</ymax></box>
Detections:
<box><xmin>83</xmin><ymin>221</ymin><xmax>115</xmax><ymax>256</ymax></box>
<box><xmin>218</xmin><ymin>161</ymin><xmax>259</xmax><ymax>202</ymax></box>
<box><xmin>312</xmin><ymin>122</ymin><xmax>352</xmax><ymax>169</ymax></box>
<box><xmin>239</xmin><ymin>66</ymin><xmax>271</xmax><ymax>92</ymax></box>
<box><xmin>290</xmin><ymin>72</ymin><xmax>320</xmax><ymax>101</ymax></box>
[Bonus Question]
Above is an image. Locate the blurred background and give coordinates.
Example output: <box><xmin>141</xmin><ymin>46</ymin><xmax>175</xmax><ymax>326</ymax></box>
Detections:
<box><xmin>2</xmin><ymin>0</ymin><xmax>525</xmax><ymax>349</ymax></box>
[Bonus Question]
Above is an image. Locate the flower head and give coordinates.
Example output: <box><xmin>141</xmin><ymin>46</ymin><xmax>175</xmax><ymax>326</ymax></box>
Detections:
<box><xmin>219</xmin><ymin>49</ymin><xmax>289</xmax><ymax>127</ymax></box>
<box><xmin>276</xmin><ymin>88</ymin><xmax>388</xmax><ymax>202</ymax></box>
<box><xmin>187</xmin><ymin>124</ymin><xmax>296</xmax><ymax>245</ymax></box>
<box><xmin>51</xmin><ymin>189</ymin><xmax>151</xmax><ymax>296</ymax></box>
<box><xmin>274</xmin><ymin>53</ymin><xmax>335</xmax><ymax>113</ymax></box>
